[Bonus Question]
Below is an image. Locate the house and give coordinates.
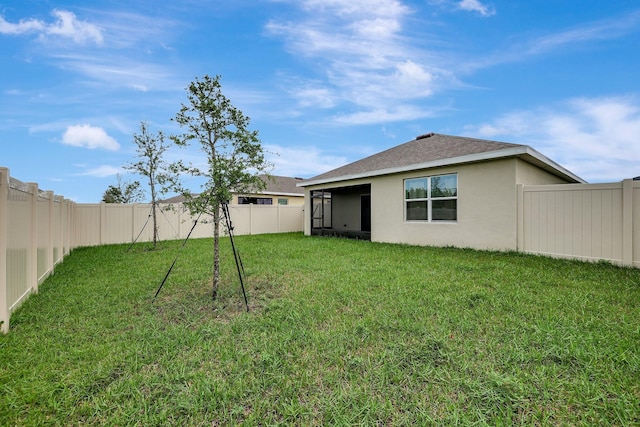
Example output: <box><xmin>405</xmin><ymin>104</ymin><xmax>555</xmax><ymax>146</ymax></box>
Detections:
<box><xmin>297</xmin><ymin>133</ymin><xmax>585</xmax><ymax>251</ymax></box>
<box><xmin>233</xmin><ymin>175</ymin><xmax>305</xmax><ymax>206</ymax></box>
<box><xmin>163</xmin><ymin>175</ymin><xmax>305</xmax><ymax>206</ymax></box>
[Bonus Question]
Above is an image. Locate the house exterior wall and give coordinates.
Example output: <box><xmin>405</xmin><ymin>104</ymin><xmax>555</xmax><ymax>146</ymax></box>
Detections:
<box><xmin>231</xmin><ymin>194</ymin><xmax>304</xmax><ymax>205</ymax></box>
<box><xmin>303</xmin><ymin>158</ymin><xmax>574</xmax><ymax>251</ymax></box>
<box><xmin>332</xmin><ymin>187</ymin><xmax>365</xmax><ymax>232</ymax></box>
<box><xmin>515</xmin><ymin>158</ymin><xmax>569</xmax><ymax>185</ymax></box>
<box><xmin>371</xmin><ymin>159</ymin><xmax>518</xmax><ymax>250</ymax></box>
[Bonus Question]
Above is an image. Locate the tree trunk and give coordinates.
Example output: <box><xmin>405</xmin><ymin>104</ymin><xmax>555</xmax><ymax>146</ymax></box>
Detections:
<box><xmin>150</xmin><ymin>176</ymin><xmax>158</xmax><ymax>249</ymax></box>
<box><xmin>151</xmin><ymin>202</ymin><xmax>158</xmax><ymax>248</ymax></box>
<box><xmin>212</xmin><ymin>206</ymin><xmax>220</xmax><ymax>300</ymax></box>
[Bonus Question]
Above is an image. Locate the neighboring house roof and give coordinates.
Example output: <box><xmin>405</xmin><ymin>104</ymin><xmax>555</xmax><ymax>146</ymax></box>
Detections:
<box><xmin>161</xmin><ymin>175</ymin><xmax>304</xmax><ymax>203</ymax></box>
<box><xmin>299</xmin><ymin>133</ymin><xmax>585</xmax><ymax>187</ymax></box>
<box><xmin>257</xmin><ymin>175</ymin><xmax>305</xmax><ymax>197</ymax></box>
<box><xmin>161</xmin><ymin>194</ymin><xmax>193</xmax><ymax>204</ymax></box>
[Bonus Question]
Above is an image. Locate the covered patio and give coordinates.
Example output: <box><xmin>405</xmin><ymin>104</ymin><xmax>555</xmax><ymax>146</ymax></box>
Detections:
<box><xmin>310</xmin><ymin>184</ymin><xmax>371</xmax><ymax>240</ymax></box>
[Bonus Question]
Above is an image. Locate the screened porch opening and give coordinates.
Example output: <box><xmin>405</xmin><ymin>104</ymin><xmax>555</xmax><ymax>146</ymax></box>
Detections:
<box><xmin>310</xmin><ymin>184</ymin><xmax>371</xmax><ymax>240</ymax></box>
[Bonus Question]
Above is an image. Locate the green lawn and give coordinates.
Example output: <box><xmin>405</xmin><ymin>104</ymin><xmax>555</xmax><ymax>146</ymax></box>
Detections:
<box><xmin>1</xmin><ymin>233</ymin><xmax>639</xmax><ymax>425</ymax></box>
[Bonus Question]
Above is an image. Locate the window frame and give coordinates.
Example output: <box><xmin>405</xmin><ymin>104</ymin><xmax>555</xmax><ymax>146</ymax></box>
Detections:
<box><xmin>404</xmin><ymin>173</ymin><xmax>458</xmax><ymax>223</ymax></box>
<box><xmin>238</xmin><ymin>196</ymin><xmax>273</xmax><ymax>205</ymax></box>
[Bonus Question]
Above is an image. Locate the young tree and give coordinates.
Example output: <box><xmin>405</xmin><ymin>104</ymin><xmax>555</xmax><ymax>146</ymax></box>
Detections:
<box><xmin>102</xmin><ymin>174</ymin><xmax>143</xmax><ymax>203</ymax></box>
<box><xmin>125</xmin><ymin>122</ymin><xmax>173</xmax><ymax>248</ymax></box>
<box><xmin>171</xmin><ymin>75</ymin><xmax>271</xmax><ymax>300</ymax></box>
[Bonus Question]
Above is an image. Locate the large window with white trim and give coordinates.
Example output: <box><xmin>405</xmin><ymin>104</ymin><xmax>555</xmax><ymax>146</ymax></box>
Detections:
<box><xmin>405</xmin><ymin>174</ymin><xmax>457</xmax><ymax>222</ymax></box>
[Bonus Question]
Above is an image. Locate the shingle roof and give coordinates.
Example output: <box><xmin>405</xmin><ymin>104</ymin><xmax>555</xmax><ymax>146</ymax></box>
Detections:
<box><xmin>305</xmin><ymin>133</ymin><xmax>524</xmax><ymax>183</ymax></box>
<box><xmin>259</xmin><ymin>175</ymin><xmax>305</xmax><ymax>195</ymax></box>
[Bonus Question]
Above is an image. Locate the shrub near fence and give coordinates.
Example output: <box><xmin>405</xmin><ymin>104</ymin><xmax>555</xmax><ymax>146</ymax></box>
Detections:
<box><xmin>0</xmin><ymin>167</ymin><xmax>305</xmax><ymax>332</ymax></box>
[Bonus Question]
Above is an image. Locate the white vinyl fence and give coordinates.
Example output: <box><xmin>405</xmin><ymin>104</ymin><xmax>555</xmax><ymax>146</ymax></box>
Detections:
<box><xmin>518</xmin><ymin>179</ymin><xmax>639</xmax><ymax>268</ymax></box>
<box><xmin>0</xmin><ymin>167</ymin><xmax>304</xmax><ymax>333</ymax></box>
<box><xmin>0</xmin><ymin>168</ymin><xmax>73</xmax><ymax>333</ymax></box>
<box><xmin>2</xmin><ymin>166</ymin><xmax>638</xmax><ymax>333</ymax></box>
<box><xmin>72</xmin><ymin>202</ymin><xmax>304</xmax><ymax>246</ymax></box>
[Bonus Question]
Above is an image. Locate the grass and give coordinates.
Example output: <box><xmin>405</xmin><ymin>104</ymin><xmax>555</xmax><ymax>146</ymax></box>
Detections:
<box><xmin>1</xmin><ymin>232</ymin><xmax>639</xmax><ymax>426</ymax></box>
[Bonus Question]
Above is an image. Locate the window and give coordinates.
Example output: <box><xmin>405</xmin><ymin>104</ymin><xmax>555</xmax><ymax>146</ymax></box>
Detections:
<box><xmin>238</xmin><ymin>196</ymin><xmax>273</xmax><ymax>205</ymax></box>
<box><xmin>405</xmin><ymin>174</ymin><xmax>457</xmax><ymax>222</ymax></box>
<box><xmin>278</xmin><ymin>198</ymin><xmax>289</xmax><ymax>205</ymax></box>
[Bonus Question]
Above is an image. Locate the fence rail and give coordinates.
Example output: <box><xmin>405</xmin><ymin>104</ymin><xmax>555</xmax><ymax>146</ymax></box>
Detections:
<box><xmin>0</xmin><ymin>167</ymin><xmax>304</xmax><ymax>333</ymax></box>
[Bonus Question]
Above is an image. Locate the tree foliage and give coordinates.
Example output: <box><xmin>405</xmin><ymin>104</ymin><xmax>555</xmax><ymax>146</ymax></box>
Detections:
<box><xmin>102</xmin><ymin>175</ymin><xmax>143</xmax><ymax>204</ymax></box>
<box><xmin>171</xmin><ymin>75</ymin><xmax>271</xmax><ymax>299</ymax></box>
<box><xmin>125</xmin><ymin>122</ymin><xmax>173</xmax><ymax>248</ymax></box>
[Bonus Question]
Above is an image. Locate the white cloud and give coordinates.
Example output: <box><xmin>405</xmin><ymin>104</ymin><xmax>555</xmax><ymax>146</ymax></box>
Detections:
<box><xmin>62</xmin><ymin>124</ymin><xmax>120</xmax><ymax>151</ymax></box>
<box><xmin>466</xmin><ymin>9</ymin><xmax>640</xmax><ymax>72</ymax></box>
<box><xmin>468</xmin><ymin>96</ymin><xmax>640</xmax><ymax>182</ymax></box>
<box><xmin>77</xmin><ymin>165</ymin><xmax>122</xmax><ymax>178</ymax></box>
<box><xmin>52</xmin><ymin>53</ymin><xmax>173</xmax><ymax>91</ymax></box>
<box><xmin>527</xmin><ymin>11</ymin><xmax>640</xmax><ymax>55</ymax></box>
<box><xmin>265</xmin><ymin>144</ymin><xmax>349</xmax><ymax>177</ymax></box>
<box><xmin>0</xmin><ymin>15</ymin><xmax>45</xmax><ymax>34</ymax></box>
<box><xmin>333</xmin><ymin>105</ymin><xmax>436</xmax><ymax>125</ymax></box>
<box><xmin>457</xmin><ymin>0</ymin><xmax>495</xmax><ymax>17</ymax></box>
<box><xmin>266</xmin><ymin>0</ymin><xmax>455</xmax><ymax>122</ymax></box>
<box><xmin>0</xmin><ymin>9</ymin><xmax>103</xmax><ymax>45</ymax></box>
<box><xmin>46</xmin><ymin>10</ymin><xmax>103</xmax><ymax>44</ymax></box>
<box><xmin>291</xmin><ymin>85</ymin><xmax>337</xmax><ymax>108</ymax></box>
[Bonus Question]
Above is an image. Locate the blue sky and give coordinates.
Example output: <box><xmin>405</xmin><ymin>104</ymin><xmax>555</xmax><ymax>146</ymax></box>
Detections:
<box><xmin>2</xmin><ymin>0</ymin><xmax>639</xmax><ymax>202</ymax></box>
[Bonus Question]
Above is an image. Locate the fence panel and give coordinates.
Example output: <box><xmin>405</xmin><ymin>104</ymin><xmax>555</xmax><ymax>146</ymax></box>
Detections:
<box><xmin>278</xmin><ymin>205</ymin><xmax>305</xmax><ymax>233</ymax></box>
<box><xmin>1</xmin><ymin>166</ymin><xmax>303</xmax><ymax>332</ymax></box>
<box><xmin>250</xmin><ymin>205</ymin><xmax>279</xmax><ymax>235</ymax></box>
<box><xmin>53</xmin><ymin>196</ymin><xmax>63</xmax><ymax>264</ymax></box>
<box><xmin>0</xmin><ymin>169</ymin><xmax>76</xmax><ymax>333</ymax></box>
<box><xmin>74</xmin><ymin>204</ymin><xmax>101</xmax><ymax>247</ymax></box>
<box><xmin>6</xmin><ymin>181</ymin><xmax>32</xmax><ymax>317</ymax></box>
<box><xmin>103</xmin><ymin>204</ymin><xmax>135</xmax><ymax>244</ymax></box>
<box><xmin>37</xmin><ymin>192</ymin><xmax>51</xmax><ymax>283</ymax></box>
<box><xmin>520</xmin><ymin>180</ymin><xmax>638</xmax><ymax>267</ymax></box>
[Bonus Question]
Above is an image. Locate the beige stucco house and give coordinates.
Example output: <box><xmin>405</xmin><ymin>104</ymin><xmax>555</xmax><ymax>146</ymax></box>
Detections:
<box><xmin>298</xmin><ymin>133</ymin><xmax>585</xmax><ymax>251</ymax></box>
<box><xmin>163</xmin><ymin>175</ymin><xmax>305</xmax><ymax>206</ymax></box>
<box><xmin>232</xmin><ymin>175</ymin><xmax>305</xmax><ymax>206</ymax></box>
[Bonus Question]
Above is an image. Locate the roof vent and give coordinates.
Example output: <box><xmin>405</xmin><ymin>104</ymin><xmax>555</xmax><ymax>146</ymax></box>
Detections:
<box><xmin>416</xmin><ymin>132</ymin><xmax>435</xmax><ymax>140</ymax></box>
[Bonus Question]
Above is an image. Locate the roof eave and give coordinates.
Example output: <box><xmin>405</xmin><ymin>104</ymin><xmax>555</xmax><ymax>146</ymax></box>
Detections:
<box><xmin>520</xmin><ymin>146</ymin><xmax>586</xmax><ymax>183</ymax></box>
<box><xmin>259</xmin><ymin>191</ymin><xmax>305</xmax><ymax>197</ymax></box>
<box><xmin>297</xmin><ymin>146</ymin><xmax>586</xmax><ymax>187</ymax></box>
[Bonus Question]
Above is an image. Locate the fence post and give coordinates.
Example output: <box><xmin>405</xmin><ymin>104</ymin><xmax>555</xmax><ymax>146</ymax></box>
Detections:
<box><xmin>277</xmin><ymin>204</ymin><xmax>282</xmax><ymax>233</ymax></box>
<box><xmin>516</xmin><ymin>184</ymin><xmax>524</xmax><ymax>252</ymax></box>
<box><xmin>100</xmin><ymin>202</ymin><xmax>106</xmax><ymax>245</ymax></box>
<box><xmin>46</xmin><ymin>191</ymin><xmax>54</xmax><ymax>277</ymax></box>
<box><xmin>0</xmin><ymin>168</ymin><xmax>9</xmax><ymax>333</ymax></box>
<box><xmin>28</xmin><ymin>183</ymin><xmax>38</xmax><ymax>293</ymax></box>
<box><xmin>131</xmin><ymin>203</ymin><xmax>137</xmax><ymax>243</ymax></box>
<box><xmin>250</xmin><ymin>203</ymin><xmax>254</xmax><ymax>235</ymax></box>
<box><xmin>64</xmin><ymin>199</ymin><xmax>71</xmax><ymax>256</ymax></box>
<box><xmin>70</xmin><ymin>201</ymin><xmax>76</xmax><ymax>251</ymax></box>
<box><xmin>622</xmin><ymin>179</ymin><xmax>633</xmax><ymax>266</ymax></box>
